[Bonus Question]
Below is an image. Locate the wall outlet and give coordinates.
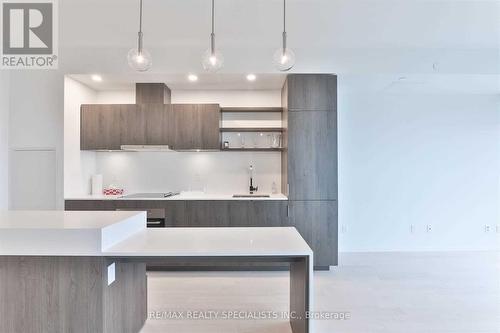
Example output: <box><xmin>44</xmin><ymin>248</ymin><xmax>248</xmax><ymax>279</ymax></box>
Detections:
<box><xmin>426</xmin><ymin>225</ymin><xmax>432</xmax><ymax>233</ymax></box>
<box><xmin>410</xmin><ymin>225</ymin><xmax>415</xmax><ymax>233</ymax></box>
<box><xmin>341</xmin><ymin>225</ymin><xmax>347</xmax><ymax>234</ymax></box>
<box><xmin>484</xmin><ymin>225</ymin><xmax>491</xmax><ymax>233</ymax></box>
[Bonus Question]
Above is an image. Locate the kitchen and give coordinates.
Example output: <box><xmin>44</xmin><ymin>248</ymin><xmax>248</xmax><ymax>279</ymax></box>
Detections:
<box><xmin>64</xmin><ymin>74</ymin><xmax>338</xmax><ymax>269</ymax></box>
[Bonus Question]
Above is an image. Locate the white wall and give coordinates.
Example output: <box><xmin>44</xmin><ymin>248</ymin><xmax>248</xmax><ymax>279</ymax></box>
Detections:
<box><xmin>64</xmin><ymin>77</ymin><xmax>97</xmax><ymax>197</ymax></box>
<box><xmin>338</xmin><ymin>93</ymin><xmax>500</xmax><ymax>252</ymax></box>
<box><xmin>93</xmin><ymin>89</ymin><xmax>282</xmax><ymax>107</ymax></box>
<box><xmin>64</xmin><ymin>88</ymin><xmax>282</xmax><ymax>196</ymax></box>
<box><xmin>94</xmin><ymin>151</ymin><xmax>281</xmax><ymax>195</ymax></box>
<box><xmin>0</xmin><ymin>72</ymin><xmax>9</xmax><ymax>209</ymax></box>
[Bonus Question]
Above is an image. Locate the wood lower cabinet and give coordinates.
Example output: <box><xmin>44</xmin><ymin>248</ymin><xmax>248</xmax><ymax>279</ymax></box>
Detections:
<box><xmin>171</xmin><ymin>104</ymin><xmax>221</xmax><ymax>150</ymax></box>
<box><xmin>288</xmin><ymin>200</ymin><xmax>338</xmax><ymax>268</ymax></box>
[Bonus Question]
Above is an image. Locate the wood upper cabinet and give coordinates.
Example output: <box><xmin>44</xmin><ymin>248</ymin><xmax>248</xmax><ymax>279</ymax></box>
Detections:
<box><xmin>141</xmin><ymin>104</ymin><xmax>173</xmax><ymax>145</ymax></box>
<box><xmin>81</xmin><ymin>104</ymin><xmax>143</xmax><ymax>150</ymax></box>
<box><xmin>287</xmin><ymin>109</ymin><xmax>337</xmax><ymax>201</ymax></box>
<box><xmin>171</xmin><ymin>104</ymin><xmax>221</xmax><ymax>150</ymax></box>
<box><xmin>81</xmin><ymin>103</ymin><xmax>220</xmax><ymax>150</ymax></box>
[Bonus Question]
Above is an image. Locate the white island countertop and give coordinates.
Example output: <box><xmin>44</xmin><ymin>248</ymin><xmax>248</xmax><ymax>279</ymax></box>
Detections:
<box><xmin>65</xmin><ymin>192</ymin><xmax>288</xmax><ymax>201</ymax></box>
<box><xmin>0</xmin><ymin>210</ymin><xmax>146</xmax><ymax>256</ymax></box>
<box><xmin>105</xmin><ymin>227</ymin><xmax>312</xmax><ymax>257</ymax></box>
<box><xmin>0</xmin><ymin>211</ymin><xmax>311</xmax><ymax>258</ymax></box>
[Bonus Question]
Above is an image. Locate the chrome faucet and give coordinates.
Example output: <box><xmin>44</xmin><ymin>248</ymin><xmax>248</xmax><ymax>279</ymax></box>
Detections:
<box><xmin>249</xmin><ymin>165</ymin><xmax>258</xmax><ymax>194</ymax></box>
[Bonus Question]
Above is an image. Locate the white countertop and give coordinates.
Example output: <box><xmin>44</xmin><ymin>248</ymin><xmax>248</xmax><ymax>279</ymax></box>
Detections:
<box><xmin>0</xmin><ymin>211</ymin><xmax>146</xmax><ymax>256</ymax></box>
<box><xmin>105</xmin><ymin>227</ymin><xmax>312</xmax><ymax>257</ymax></box>
<box><xmin>65</xmin><ymin>192</ymin><xmax>288</xmax><ymax>201</ymax></box>
<box><xmin>0</xmin><ymin>211</ymin><xmax>311</xmax><ymax>258</ymax></box>
<box><xmin>0</xmin><ymin>210</ymin><xmax>143</xmax><ymax>229</ymax></box>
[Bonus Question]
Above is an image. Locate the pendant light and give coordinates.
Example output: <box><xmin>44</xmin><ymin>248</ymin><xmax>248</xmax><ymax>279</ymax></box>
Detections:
<box><xmin>202</xmin><ymin>0</ymin><xmax>224</xmax><ymax>72</ymax></box>
<box><xmin>273</xmin><ymin>0</ymin><xmax>295</xmax><ymax>71</ymax></box>
<box><xmin>127</xmin><ymin>0</ymin><xmax>152</xmax><ymax>71</ymax></box>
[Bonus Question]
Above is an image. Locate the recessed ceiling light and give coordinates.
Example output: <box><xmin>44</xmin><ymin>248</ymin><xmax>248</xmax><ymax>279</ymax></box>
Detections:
<box><xmin>188</xmin><ymin>74</ymin><xmax>198</xmax><ymax>82</ymax></box>
<box><xmin>246</xmin><ymin>74</ymin><xmax>256</xmax><ymax>81</ymax></box>
<box><xmin>91</xmin><ymin>74</ymin><xmax>102</xmax><ymax>82</ymax></box>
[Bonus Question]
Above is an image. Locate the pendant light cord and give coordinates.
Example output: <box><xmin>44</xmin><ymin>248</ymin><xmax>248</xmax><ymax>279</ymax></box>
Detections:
<box><xmin>137</xmin><ymin>0</ymin><xmax>144</xmax><ymax>52</ymax></box>
<box><xmin>283</xmin><ymin>0</ymin><xmax>286</xmax><ymax>33</ymax></box>
<box><xmin>282</xmin><ymin>0</ymin><xmax>287</xmax><ymax>51</ymax></box>
<box><xmin>139</xmin><ymin>0</ymin><xmax>143</xmax><ymax>33</ymax></box>
<box><xmin>210</xmin><ymin>0</ymin><xmax>215</xmax><ymax>55</ymax></box>
<box><xmin>211</xmin><ymin>0</ymin><xmax>215</xmax><ymax>34</ymax></box>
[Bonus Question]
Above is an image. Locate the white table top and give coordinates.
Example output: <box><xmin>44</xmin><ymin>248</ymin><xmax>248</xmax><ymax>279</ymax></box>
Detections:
<box><xmin>105</xmin><ymin>227</ymin><xmax>312</xmax><ymax>257</ymax></box>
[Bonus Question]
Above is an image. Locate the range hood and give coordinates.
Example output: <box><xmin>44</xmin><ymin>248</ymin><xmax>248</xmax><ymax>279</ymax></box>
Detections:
<box><xmin>120</xmin><ymin>145</ymin><xmax>174</xmax><ymax>152</ymax></box>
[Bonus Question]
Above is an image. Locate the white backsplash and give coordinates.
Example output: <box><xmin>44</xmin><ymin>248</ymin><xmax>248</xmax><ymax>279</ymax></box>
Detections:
<box><xmin>95</xmin><ymin>151</ymin><xmax>281</xmax><ymax>195</ymax></box>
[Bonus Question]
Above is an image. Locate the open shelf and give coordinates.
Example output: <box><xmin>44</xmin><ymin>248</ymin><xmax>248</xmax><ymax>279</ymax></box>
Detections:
<box><xmin>220</xmin><ymin>107</ymin><xmax>283</xmax><ymax>113</ymax></box>
<box><xmin>220</xmin><ymin>127</ymin><xmax>284</xmax><ymax>132</ymax></box>
<box><xmin>221</xmin><ymin>148</ymin><xmax>284</xmax><ymax>152</ymax></box>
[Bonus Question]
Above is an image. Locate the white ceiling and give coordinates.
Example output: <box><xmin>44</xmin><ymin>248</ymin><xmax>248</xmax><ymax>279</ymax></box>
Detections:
<box><xmin>59</xmin><ymin>0</ymin><xmax>500</xmax><ymax>93</ymax></box>
<box><xmin>69</xmin><ymin>73</ymin><xmax>286</xmax><ymax>90</ymax></box>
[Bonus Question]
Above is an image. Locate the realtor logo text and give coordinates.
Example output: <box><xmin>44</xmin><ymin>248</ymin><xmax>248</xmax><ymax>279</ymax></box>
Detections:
<box><xmin>1</xmin><ymin>0</ymin><xmax>58</xmax><ymax>69</ymax></box>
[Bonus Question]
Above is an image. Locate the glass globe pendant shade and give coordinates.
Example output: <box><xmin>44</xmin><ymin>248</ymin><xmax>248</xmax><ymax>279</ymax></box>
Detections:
<box><xmin>202</xmin><ymin>48</ymin><xmax>224</xmax><ymax>72</ymax></box>
<box><xmin>273</xmin><ymin>47</ymin><xmax>295</xmax><ymax>72</ymax></box>
<box><xmin>127</xmin><ymin>48</ymin><xmax>152</xmax><ymax>72</ymax></box>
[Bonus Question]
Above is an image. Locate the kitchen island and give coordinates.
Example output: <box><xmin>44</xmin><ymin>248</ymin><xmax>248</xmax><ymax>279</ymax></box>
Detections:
<box><xmin>0</xmin><ymin>211</ymin><xmax>313</xmax><ymax>333</ymax></box>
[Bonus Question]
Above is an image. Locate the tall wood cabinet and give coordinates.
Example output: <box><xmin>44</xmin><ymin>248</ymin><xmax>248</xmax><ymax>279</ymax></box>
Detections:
<box><xmin>282</xmin><ymin>74</ymin><xmax>338</xmax><ymax>268</ymax></box>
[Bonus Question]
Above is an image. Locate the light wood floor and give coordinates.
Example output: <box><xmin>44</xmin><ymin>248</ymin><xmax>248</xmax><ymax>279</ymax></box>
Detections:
<box><xmin>141</xmin><ymin>252</ymin><xmax>500</xmax><ymax>333</ymax></box>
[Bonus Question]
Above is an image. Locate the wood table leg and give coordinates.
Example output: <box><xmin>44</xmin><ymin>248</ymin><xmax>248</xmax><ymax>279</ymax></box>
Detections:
<box><xmin>289</xmin><ymin>256</ymin><xmax>311</xmax><ymax>333</ymax></box>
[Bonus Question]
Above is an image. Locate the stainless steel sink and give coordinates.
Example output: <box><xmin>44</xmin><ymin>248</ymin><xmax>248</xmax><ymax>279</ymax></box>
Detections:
<box><xmin>232</xmin><ymin>194</ymin><xmax>271</xmax><ymax>198</ymax></box>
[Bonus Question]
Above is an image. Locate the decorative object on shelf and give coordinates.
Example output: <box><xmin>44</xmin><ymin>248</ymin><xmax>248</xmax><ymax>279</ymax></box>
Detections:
<box><xmin>273</xmin><ymin>0</ymin><xmax>295</xmax><ymax>71</ymax></box>
<box><xmin>238</xmin><ymin>133</ymin><xmax>245</xmax><ymax>148</ymax></box>
<box><xmin>270</xmin><ymin>133</ymin><xmax>282</xmax><ymax>148</ymax></box>
<box><xmin>127</xmin><ymin>0</ymin><xmax>152</xmax><ymax>71</ymax></box>
<box><xmin>223</xmin><ymin>141</ymin><xmax>229</xmax><ymax>149</ymax></box>
<box><xmin>202</xmin><ymin>0</ymin><xmax>224</xmax><ymax>72</ymax></box>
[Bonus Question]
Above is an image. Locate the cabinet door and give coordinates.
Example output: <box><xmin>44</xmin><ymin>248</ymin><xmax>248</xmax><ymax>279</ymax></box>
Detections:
<box><xmin>287</xmin><ymin>74</ymin><xmax>337</xmax><ymax>111</ymax></box>
<box><xmin>171</xmin><ymin>104</ymin><xmax>220</xmax><ymax>150</ymax></box>
<box><xmin>164</xmin><ymin>201</ymin><xmax>186</xmax><ymax>227</ymax></box>
<box><xmin>184</xmin><ymin>201</ymin><xmax>229</xmax><ymax>227</ymax></box>
<box><xmin>81</xmin><ymin>105</ymin><xmax>122</xmax><ymax>150</ymax></box>
<box><xmin>247</xmin><ymin>201</ymin><xmax>287</xmax><ymax>227</ymax></box>
<box><xmin>81</xmin><ymin>104</ymin><xmax>143</xmax><ymax>150</ymax></box>
<box><xmin>288</xmin><ymin>200</ymin><xmax>338</xmax><ymax>267</ymax></box>
<box><xmin>287</xmin><ymin>110</ymin><xmax>337</xmax><ymax>200</ymax></box>
<box><xmin>119</xmin><ymin>104</ymin><xmax>145</xmax><ymax>146</ymax></box>
<box><xmin>141</xmin><ymin>104</ymin><xmax>173</xmax><ymax>145</ymax></box>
